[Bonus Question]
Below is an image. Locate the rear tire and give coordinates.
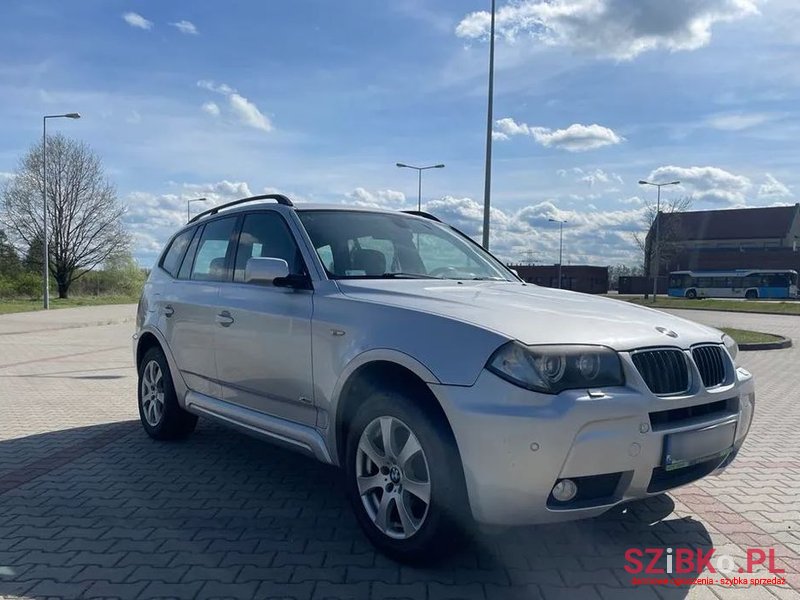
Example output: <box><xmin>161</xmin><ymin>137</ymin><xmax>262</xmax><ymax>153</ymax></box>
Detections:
<box><xmin>344</xmin><ymin>388</ymin><xmax>468</xmax><ymax>563</ymax></box>
<box><xmin>138</xmin><ymin>346</ymin><xmax>197</xmax><ymax>440</ymax></box>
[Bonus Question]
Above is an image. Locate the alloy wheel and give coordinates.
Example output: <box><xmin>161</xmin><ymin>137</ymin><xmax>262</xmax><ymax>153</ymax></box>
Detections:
<box><xmin>355</xmin><ymin>416</ymin><xmax>431</xmax><ymax>540</ymax></box>
<box><xmin>141</xmin><ymin>359</ymin><xmax>165</xmax><ymax>427</ymax></box>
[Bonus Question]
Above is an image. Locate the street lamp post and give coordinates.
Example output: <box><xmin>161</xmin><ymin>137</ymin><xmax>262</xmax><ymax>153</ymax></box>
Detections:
<box><xmin>549</xmin><ymin>218</ymin><xmax>567</xmax><ymax>289</ymax></box>
<box><xmin>395</xmin><ymin>163</ymin><xmax>445</xmax><ymax>211</ymax></box>
<box><xmin>187</xmin><ymin>197</ymin><xmax>209</xmax><ymax>222</ymax></box>
<box><xmin>42</xmin><ymin>112</ymin><xmax>81</xmax><ymax>309</ymax></box>
<box><xmin>638</xmin><ymin>179</ymin><xmax>681</xmax><ymax>303</ymax></box>
<box><xmin>482</xmin><ymin>0</ymin><xmax>497</xmax><ymax>251</ymax></box>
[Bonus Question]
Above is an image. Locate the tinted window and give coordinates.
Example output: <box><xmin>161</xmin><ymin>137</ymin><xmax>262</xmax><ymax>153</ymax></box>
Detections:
<box><xmin>160</xmin><ymin>229</ymin><xmax>194</xmax><ymax>277</ymax></box>
<box><xmin>233</xmin><ymin>212</ymin><xmax>304</xmax><ymax>282</ymax></box>
<box><xmin>669</xmin><ymin>275</ymin><xmax>687</xmax><ymax>287</ymax></box>
<box><xmin>191</xmin><ymin>217</ymin><xmax>237</xmax><ymax>281</ymax></box>
<box><xmin>177</xmin><ymin>227</ymin><xmax>201</xmax><ymax>280</ymax></box>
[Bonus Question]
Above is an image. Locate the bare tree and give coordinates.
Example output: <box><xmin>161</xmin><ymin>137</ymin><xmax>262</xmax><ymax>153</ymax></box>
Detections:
<box><xmin>632</xmin><ymin>195</ymin><xmax>693</xmax><ymax>277</ymax></box>
<box><xmin>1</xmin><ymin>133</ymin><xmax>129</xmax><ymax>298</ymax></box>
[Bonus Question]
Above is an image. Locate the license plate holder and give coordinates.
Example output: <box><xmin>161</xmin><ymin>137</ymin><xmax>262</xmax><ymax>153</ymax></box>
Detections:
<box><xmin>663</xmin><ymin>420</ymin><xmax>736</xmax><ymax>471</ymax></box>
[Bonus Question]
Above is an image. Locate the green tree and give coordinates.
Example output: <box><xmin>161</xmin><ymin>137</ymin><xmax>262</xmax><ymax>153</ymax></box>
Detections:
<box><xmin>23</xmin><ymin>235</ymin><xmax>43</xmax><ymax>274</ymax></box>
<box><xmin>0</xmin><ymin>229</ymin><xmax>20</xmax><ymax>277</ymax></box>
<box><xmin>103</xmin><ymin>250</ymin><xmax>147</xmax><ymax>296</ymax></box>
<box><xmin>1</xmin><ymin>133</ymin><xmax>130</xmax><ymax>298</ymax></box>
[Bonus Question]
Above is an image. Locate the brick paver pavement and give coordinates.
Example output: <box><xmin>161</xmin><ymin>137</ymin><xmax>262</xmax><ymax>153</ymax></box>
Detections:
<box><xmin>0</xmin><ymin>304</ymin><xmax>797</xmax><ymax>599</ymax></box>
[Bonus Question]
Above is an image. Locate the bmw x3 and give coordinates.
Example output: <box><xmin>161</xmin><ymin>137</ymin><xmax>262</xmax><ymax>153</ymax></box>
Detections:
<box><xmin>134</xmin><ymin>194</ymin><xmax>754</xmax><ymax>561</ymax></box>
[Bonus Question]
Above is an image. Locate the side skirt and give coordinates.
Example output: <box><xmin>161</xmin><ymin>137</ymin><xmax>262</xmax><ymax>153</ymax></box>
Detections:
<box><xmin>184</xmin><ymin>391</ymin><xmax>333</xmax><ymax>464</ymax></box>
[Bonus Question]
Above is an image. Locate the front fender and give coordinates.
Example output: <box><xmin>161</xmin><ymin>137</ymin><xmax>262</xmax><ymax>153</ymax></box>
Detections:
<box><xmin>322</xmin><ymin>349</ymin><xmax>440</xmax><ymax>467</ymax></box>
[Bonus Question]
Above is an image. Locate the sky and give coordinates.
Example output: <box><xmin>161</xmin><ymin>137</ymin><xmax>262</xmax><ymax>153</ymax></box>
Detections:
<box><xmin>1</xmin><ymin>0</ymin><xmax>799</xmax><ymax>268</ymax></box>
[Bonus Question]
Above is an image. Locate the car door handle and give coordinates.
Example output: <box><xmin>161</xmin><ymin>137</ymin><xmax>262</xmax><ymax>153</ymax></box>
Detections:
<box><xmin>215</xmin><ymin>311</ymin><xmax>234</xmax><ymax>327</ymax></box>
<box><xmin>163</xmin><ymin>305</ymin><xmax>174</xmax><ymax>317</ymax></box>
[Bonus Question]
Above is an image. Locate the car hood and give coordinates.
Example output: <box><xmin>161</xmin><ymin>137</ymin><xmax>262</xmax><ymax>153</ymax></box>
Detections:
<box><xmin>336</xmin><ymin>280</ymin><xmax>723</xmax><ymax>351</ymax></box>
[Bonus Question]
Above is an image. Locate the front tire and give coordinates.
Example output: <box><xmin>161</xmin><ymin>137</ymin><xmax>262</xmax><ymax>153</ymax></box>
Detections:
<box><xmin>686</xmin><ymin>289</ymin><xmax>697</xmax><ymax>299</ymax></box>
<box><xmin>345</xmin><ymin>389</ymin><xmax>468</xmax><ymax>563</ymax></box>
<box><xmin>745</xmin><ymin>289</ymin><xmax>758</xmax><ymax>300</ymax></box>
<box><xmin>138</xmin><ymin>346</ymin><xmax>197</xmax><ymax>440</ymax></box>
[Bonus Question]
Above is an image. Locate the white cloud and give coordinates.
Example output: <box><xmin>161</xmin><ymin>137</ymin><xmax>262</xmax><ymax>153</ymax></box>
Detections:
<box><xmin>229</xmin><ymin>93</ymin><xmax>273</xmax><ymax>132</ymax></box>
<box><xmin>182</xmin><ymin>180</ymin><xmax>253</xmax><ymax>199</ymax></box>
<box><xmin>456</xmin><ymin>0</ymin><xmax>760</xmax><ymax>60</ymax></box>
<box><xmin>495</xmin><ymin>117</ymin><xmax>534</xmax><ymax>137</ymax></box>
<box><xmin>424</xmin><ymin>196</ymin><xmax>644</xmax><ymax>265</ymax></box>
<box><xmin>124</xmin><ymin>180</ymin><xmax>254</xmax><ymax>266</ymax></box>
<box><xmin>197</xmin><ymin>80</ymin><xmax>237</xmax><ymax>95</ymax></box>
<box><xmin>201</xmin><ymin>101</ymin><xmax>220</xmax><ymax>116</ymax></box>
<box><xmin>123</xmin><ymin>12</ymin><xmax>153</xmax><ymax>31</ymax></box>
<box><xmin>171</xmin><ymin>20</ymin><xmax>198</xmax><ymax>35</ymax></box>
<box><xmin>197</xmin><ymin>80</ymin><xmax>273</xmax><ymax>132</ymax></box>
<box><xmin>648</xmin><ymin>165</ymin><xmax>751</xmax><ymax>205</ymax></box>
<box><xmin>123</xmin><ymin>181</ymin><xmax>647</xmax><ymax>268</ymax></box>
<box><xmin>496</xmin><ymin>118</ymin><xmax>623</xmax><ymax>152</ymax></box>
<box><xmin>558</xmin><ymin>167</ymin><xmax>623</xmax><ymax>187</ymax></box>
<box><xmin>758</xmin><ymin>173</ymin><xmax>791</xmax><ymax>199</ymax></box>
<box><xmin>706</xmin><ymin>112</ymin><xmax>773</xmax><ymax>131</ymax></box>
<box><xmin>347</xmin><ymin>188</ymin><xmax>407</xmax><ymax>207</ymax></box>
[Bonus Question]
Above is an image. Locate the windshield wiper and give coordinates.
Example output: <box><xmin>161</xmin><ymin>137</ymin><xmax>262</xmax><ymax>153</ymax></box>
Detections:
<box><xmin>378</xmin><ymin>272</ymin><xmax>439</xmax><ymax>279</ymax></box>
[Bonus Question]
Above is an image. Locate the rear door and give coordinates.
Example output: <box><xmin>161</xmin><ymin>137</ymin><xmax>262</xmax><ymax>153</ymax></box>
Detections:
<box><xmin>160</xmin><ymin>216</ymin><xmax>238</xmax><ymax>399</ymax></box>
<box><xmin>214</xmin><ymin>210</ymin><xmax>316</xmax><ymax>425</ymax></box>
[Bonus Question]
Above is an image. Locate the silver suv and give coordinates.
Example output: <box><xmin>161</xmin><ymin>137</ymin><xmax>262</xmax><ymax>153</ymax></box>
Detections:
<box><xmin>134</xmin><ymin>194</ymin><xmax>755</xmax><ymax>561</ymax></box>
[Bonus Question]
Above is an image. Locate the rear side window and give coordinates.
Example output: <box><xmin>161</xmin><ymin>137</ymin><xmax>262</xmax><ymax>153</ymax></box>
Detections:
<box><xmin>177</xmin><ymin>227</ymin><xmax>202</xmax><ymax>280</ymax></box>
<box><xmin>160</xmin><ymin>229</ymin><xmax>194</xmax><ymax>277</ymax></box>
<box><xmin>191</xmin><ymin>217</ymin><xmax>237</xmax><ymax>281</ymax></box>
<box><xmin>233</xmin><ymin>212</ymin><xmax>305</xmax><ymax>282</ymax></box>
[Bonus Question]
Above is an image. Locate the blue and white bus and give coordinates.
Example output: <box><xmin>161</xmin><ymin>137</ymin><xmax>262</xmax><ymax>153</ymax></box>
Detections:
<box><xmin>668</xmin><ymin>269</ymin><xmax>799</xmax><ymax>300</ymax></box>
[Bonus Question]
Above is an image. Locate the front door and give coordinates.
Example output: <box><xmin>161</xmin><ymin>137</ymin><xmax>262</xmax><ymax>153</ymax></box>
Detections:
<box><xmin>214</xmin><ymin>211</ymin><xmax>316</xmax><ymax>426</ymax></box>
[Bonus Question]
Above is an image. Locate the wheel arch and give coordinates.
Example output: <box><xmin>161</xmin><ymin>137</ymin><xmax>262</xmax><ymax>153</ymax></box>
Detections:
<box><xmin>136</xmin><ymin>331</ymin><xmax>162</xmax><ymax>369</ymax></box>
<box><xmin>333</xmin><ymin>355</ymin><xmax>458</xmax><ymax>468</ymax></box>
<box><xmin>135</xmin><ymin>327</ymin><xmax>189</xmax><ymax>407</ymax></box>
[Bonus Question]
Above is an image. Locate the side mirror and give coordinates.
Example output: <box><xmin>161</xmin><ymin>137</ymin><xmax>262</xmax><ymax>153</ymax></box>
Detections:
<box><xmin>245</xmin><ymin>257</ymin><xmax>289</xmax><ymax>285</ymax></box>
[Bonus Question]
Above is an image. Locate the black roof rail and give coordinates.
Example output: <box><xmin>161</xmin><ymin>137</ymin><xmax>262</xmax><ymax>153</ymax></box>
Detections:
<box><xmin>189</xmin><ymin>194</ymin><xmax>294</xmax><ymax>223</ymax></box>
<box><xmin>402</xmin><ymin>210</ymin><xmax>442</xmax><ymax>223</ymax></box>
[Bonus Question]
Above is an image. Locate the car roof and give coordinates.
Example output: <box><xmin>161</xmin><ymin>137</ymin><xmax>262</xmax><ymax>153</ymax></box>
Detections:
<box><xmin>176</xmin><ymin>201</ymin><xmax>434</xmax><ymax>237</ymax></box>
<box><xmin>191</xmin><ymin>201</ymin><xmax>429</xmax><ymax>223</ymax></box>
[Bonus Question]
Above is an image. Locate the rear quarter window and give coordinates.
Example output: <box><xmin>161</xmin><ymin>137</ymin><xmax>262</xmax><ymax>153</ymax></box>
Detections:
<box><xmin>160</xmin><ymin>229</ymin><xmax>194</xmax><ymax>277</ymax></box>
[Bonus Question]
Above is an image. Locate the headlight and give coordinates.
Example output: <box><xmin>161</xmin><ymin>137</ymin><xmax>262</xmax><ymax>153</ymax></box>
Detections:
<box><xmin>487</xmin><ymin>342</ymin><xmax>624</xmax><ymax>394</ymax></box>
<box><xmin>722</xmin><ymin>333</ymin><xmax>738</xmax><ymax>362</ymax></box>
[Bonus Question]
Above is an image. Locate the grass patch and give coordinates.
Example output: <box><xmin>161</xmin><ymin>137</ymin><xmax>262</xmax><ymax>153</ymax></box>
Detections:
<box><xmin>719</xmin><ymin>327</ymin><xmax>784</xmax><ymax>345</ymax></box>
<box><xmin>0</xmin><ymin>295</ymin><xmax>138</xmax><ymax>315</ymax></box>
<box><xmin>623</xmin><ymin>296</ymin><xmax>800</xmax><ymax>315</ymax></box>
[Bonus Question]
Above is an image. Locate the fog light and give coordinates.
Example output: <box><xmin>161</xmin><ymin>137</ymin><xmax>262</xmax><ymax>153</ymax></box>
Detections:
<box><xmin>551</xmin><ymin>479</ymin><xmax>578</xmax><ymax>502</ymax></box>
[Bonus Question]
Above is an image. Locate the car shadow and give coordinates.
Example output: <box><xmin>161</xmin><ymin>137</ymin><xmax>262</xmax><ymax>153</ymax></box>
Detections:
<box><xmin>0</xmin><ymin>420</ymin><xmax>711</xmax><ymax>599</ymax></box>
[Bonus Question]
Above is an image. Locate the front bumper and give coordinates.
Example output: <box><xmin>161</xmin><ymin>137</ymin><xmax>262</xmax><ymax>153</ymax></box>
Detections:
<box><xmin>430</xmin><ymin>366</ymin><xmax>754</xmax><ymax>525</ymax></box>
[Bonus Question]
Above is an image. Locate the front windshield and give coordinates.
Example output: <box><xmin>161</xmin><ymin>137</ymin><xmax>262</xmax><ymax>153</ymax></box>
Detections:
<box><xmin>297</xmin><ymin>210</ymin><xmax>516</xmax><ymax>281</ymax></box>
